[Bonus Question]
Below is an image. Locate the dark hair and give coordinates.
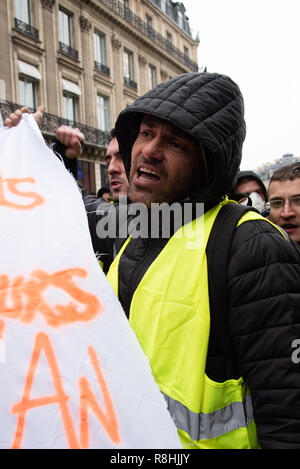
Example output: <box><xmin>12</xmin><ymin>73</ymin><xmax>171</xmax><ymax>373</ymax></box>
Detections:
<box><xmin>270</xmin><ymin>162</ymin><xmax>300</xmax><ymax>183</ymax></box>
<box><xmin>109</xmin><ymin>128</ymin><xmax>116</xmax><ymax>141</ymax></box>
<box><xmin>97</xmin><ymin>186</ymin><xmax>110</xmax><ymax>198</ymax></box>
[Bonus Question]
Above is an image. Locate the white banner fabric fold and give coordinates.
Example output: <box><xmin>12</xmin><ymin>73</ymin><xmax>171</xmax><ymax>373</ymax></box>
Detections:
<box><xmin>0</xmin><ymin>114</ymin><xmax>181</xmax><ymax>449</ymax></box>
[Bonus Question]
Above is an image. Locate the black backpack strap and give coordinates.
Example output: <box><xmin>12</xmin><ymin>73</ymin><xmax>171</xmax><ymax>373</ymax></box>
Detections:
<box><xmin>205</xmin><ymin>202</ymin><xmax>257</xmax><ymax>380</ymax></box>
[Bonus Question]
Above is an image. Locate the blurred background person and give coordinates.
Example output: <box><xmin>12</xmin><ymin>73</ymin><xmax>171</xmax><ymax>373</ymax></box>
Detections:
<box><xmin>267</xmin><ymin>162</ymin><xmax>300</xmax><ymax>245</ymax></box>
<box><xmin>231</xmin><ymin>170</ymin><xmax>268</xmax><ymax>213</ymax></box>
<box><xmin>104</xmin><ymin>128</ymin><xmax>129</xmax><ymax>202</ymax></box>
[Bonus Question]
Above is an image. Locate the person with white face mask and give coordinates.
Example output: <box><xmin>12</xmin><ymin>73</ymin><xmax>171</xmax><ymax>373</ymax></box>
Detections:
<box><xmin>232</xmin><ymin>170</ymin><xmax>268</xmax><ymax>213</ymax></box>
<box><xmin>247</xmin><ymin>190</ymin><xmax>266</xmax><ymax>213</ymax></box>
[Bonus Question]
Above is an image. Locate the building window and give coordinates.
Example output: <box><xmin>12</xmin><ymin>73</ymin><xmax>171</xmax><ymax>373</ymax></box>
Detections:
<box><xmin>62</xmin><ymin>78</ymin><xmax>81</xmax><ymax>121</ymax></box>
<box><xmin>94</xmin><ymin>32</ymin><xmax>110</xmax><ymax>75</ymax></box>
<box><xmin>123</xmin><ymin>49</ymin><xmax>134</xmax><ymax>79</ymax></box>
<box><xmin>15</xmin><ymin>0</ymin><xmax>30</xmax><ymax>24</ymax></box>
<box><xmin>119</xmin><ymin>0</ymin><xmax>130</xmax><ymax>7</ymax></box>
<box><xmin>176</xmin><ymin>5</ymin><xmax>190</xmax><ymax>34</ymax></box>
<box><xmin>97</xmin><ymin>94</ymin><xmax>110</xmax><ymax>132</ymax></box>
<box><xmin>146</xmin><ymin>13</ymin><xmax>152</xmax><ymax>27</ymax></box>
<box><xmin>18</xmin><ymin>60</ymin><xmax>41</xmax><ymax>110</ymax></box>
<box><xmin>166</xmin><ymin>31</ymin><xmax>173</xmax><ymax>52</ymax></box>
<box><xmin>58</xmin><ymin>9</ymin><xmax>78</xmax><ymax>60</ymax></box>
<box><xmin>148</xmin><ymin>64</ymin><xmax>157</xmax><ymax>90</ymax></box>
<box><xmin>63</xmin><ymin>93</ymin><xmax>76</xmax><ymax>125</ymax></box>
<box><xmin>178</xmin><ymin>9</ymin><xmax>184</xmax><ymax>29</ymax></box>
<box><xmin>80</xmin><ymin>161</ymin><xmax>96</xmax><ymax>194</ymax></box>
<box><xmin>166</xmin><ymin>31</ymin><xmax>172</xmax><ymax>44</ymax></box>
<box><xmin>94</xmin><ymin>32</ymin><xmax>106</xmax><ymax>65</ymax></box>
<box><xmin>161</xmin><ymin>0</ymin><xmax>170</xmax><ymax>15</ymax></box>
<box><xmin>145</xmin><ymin>13</ymin><xmax>155</xmax><ymax>38</ymax></box>
<box><xmin>59</xmin><ymin>9</ymin><xmax>71</xmax><ymax>47</ymax></box>
<box><xmin>19</xmin><ymin>76</ymin><xmax>35</xmax><ymax>110</ymax></box>
<box><xmin>123</xmin><ymin>49</ymin><xmax>137</xmax><ymax>89</ymax></box>
<box><xmin>100</xmin><ymin>163</ymin><xmax>109</xmax><ymax>187</ymax></box>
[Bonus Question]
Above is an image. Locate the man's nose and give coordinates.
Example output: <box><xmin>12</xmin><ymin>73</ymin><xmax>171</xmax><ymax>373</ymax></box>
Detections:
<box><xmin>281</xmin><ymin>200</ymin><xmax>296</xmax><ymax>217</ymax></box>
<box><xmin>142</xmin><ymin>137</ymin><xmax>164</xmax><ymax>161</ymax></box>
<box><xmin>108</xmin><ymin>157</ymin><xmax>121</xmax><ymax>174</ymax></box>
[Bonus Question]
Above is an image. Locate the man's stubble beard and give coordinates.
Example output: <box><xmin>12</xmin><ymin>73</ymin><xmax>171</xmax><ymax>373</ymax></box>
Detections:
<box><xmin>128</xmin><ymin>184</ymin><xmax>172</xmax><ymax>207</ymax></box>
<box><xmin>128</xmin><ymin>173</ymin><xmax>190</xmax><ymax>207</ymax></box>
<box><xmin>128</xmin><ymin>159</ymin><xmax>198</xmax><ymax>207</ymax></box>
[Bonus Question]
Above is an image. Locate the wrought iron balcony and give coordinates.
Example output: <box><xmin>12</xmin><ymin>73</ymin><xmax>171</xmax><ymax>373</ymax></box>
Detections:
<box><xmin>42</xmin><ymin>112</ymin><xmax>110</xmax><ymax>147</ymax></box>
<box><xmin>14</xmin><ymin>18</ymin><xmax>39</xmax><ymax>40</ymax></box>
<box><xmin>98</xmin><ymin>0</ymin><xmax>198</xmax><ymax>72</ymax></box>
<box><xmin>0</xmin><ymin>101</ymin><xmax>110</xmax><ymax>148</ymax></box>
<box><xmin>94</xmin><ymin>61</ymin><xmax>110</xmax><ymax>76</ymax></box>
<box><xmin>59</xmin><ymin>42</ymin><xmax>79</xmax><ymax>61</ymax></box>
<box><xmin>124</xmin><ymin>77</ymin><xmax>137</xmax><ymax>91</ymax></box>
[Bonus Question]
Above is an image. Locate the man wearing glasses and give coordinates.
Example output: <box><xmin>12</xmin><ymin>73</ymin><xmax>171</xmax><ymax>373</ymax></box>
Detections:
<box><xmin>267</xmin><ymin>162</ymin><xmax>300</xmax><ymax>244</ymax></box>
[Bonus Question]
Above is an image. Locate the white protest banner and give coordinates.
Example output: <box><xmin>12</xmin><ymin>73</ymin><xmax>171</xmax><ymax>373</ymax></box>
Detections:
<box><xmin>0</xmin><ymin>114</ymin><xmax>182</xmax><ymax>449</ymax></box>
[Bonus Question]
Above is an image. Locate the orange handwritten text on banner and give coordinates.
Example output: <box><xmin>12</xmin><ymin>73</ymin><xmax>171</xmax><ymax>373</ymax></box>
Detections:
<box><xmin>0</xmin><ymin>320</ymin><xmax>4</xmax><ymax>339</ymax></box>
<box><xmin>0</xmin><ymin>171</ymin><xmax>44</xmax><ymax>210</ymax></box>
<box><xmin>79</xmin><ymin>346</ymin><xmax>121</xmax><ymax>448</ymax></box>
<box><xmin>0</xmin><ymin>268</ymin><xmax>103</xmax><ymax>329</ymax></box>
<box><xmin>11</xmin><ymin>332</ymin><xmax>121</xmax><ymax>448</ymax></box>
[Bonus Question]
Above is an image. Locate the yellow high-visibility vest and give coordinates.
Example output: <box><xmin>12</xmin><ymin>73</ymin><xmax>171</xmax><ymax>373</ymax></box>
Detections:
<box><xmin>107</xmin><ymin>200</ymin><xmax>284</xmax><ymax>448</ymax></box>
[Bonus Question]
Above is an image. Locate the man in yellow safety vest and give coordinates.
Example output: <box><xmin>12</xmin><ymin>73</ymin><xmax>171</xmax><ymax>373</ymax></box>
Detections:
<box><xmin>7</xmin><ymin>73</ymin><xmax>300</xmax><ymax>449</ymax></box>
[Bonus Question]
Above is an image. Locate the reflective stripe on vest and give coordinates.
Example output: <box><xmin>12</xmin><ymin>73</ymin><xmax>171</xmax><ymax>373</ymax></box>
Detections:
<box><xmin>107</xmin><ymin>200</ymin><xmax>284</xmax><ymax>448</ymax></box>
<box><xmin>162</xmin><ymin>392</ymin><xmax>253</xmax><ymax>441</ymax></box>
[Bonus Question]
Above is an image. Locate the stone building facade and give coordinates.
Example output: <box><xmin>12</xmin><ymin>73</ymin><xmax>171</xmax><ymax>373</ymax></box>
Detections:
<box><xmin>0</xmin><ymin>0</ymin><xmax>199</xmax><ymax>193</ymax></box>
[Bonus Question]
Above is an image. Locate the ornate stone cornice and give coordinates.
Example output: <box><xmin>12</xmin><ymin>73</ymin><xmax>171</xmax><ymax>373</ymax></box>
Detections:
<box><xmin>41</xmin><ymin>0</ymin><xmax>56</xmax><ymax>10</ymax></box>
<box><xmin>111</xmin><ymin>34</ymin><xmax>121</xmax><ymax>51</ymax></box>
<box><xmin>160</xmin><ymin>69</ymin><xmax>168</xmax><ymax>81</ymax></box>
<box><xmin>138</xmin><ymin>55</ymin><xmax>147</xmax><ymax>67</ymax></box>
<box><xmin>79</xmin><ymin>15</ymin><xmax>92</xmax><ymax>33</ymax></box>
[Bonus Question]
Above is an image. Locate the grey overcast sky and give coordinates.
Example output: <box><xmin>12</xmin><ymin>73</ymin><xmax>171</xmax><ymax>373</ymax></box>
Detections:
<box><xmin>182</xmin><ymin>0</ymin><xmax>300</xmax><ymax>171</ymax></box>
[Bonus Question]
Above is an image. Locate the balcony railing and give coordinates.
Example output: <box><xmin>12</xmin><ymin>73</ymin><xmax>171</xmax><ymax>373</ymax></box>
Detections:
<box><xmin>43</xmin><ymin>112</ymin><xmax>110</xmax><ymax>147</ymax></box>
<box><xmin>124</xmin><ymin>77</ymin><xmax>137</xmax><ymax>91</ymax></box>
<box><xmin>98</xmin><ymin>0</ymin><xmax>198</xmax><ymax>72</ymax></box>
<box><xmin>94</xmin><ymin>61</ymin><xmax>110</xmax><ymax>76</ymax></box>
<box><xmin>0</xmin><ymin>101</ymin><xmax>110</xmax><ymax>148</ymax></box>
<box><xmin>59</xmin><ymin>42</ymin><xmax>79</xmax><ymax>61</ymax></box>
<box><xmin>14</xmin><ymin>18</ymin><xmax>39</xmax><ymax>40</ymax></box>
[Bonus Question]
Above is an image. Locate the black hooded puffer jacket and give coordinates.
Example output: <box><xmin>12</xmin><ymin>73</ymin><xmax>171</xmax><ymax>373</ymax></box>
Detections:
<box><xmin>81</xmin><ymin>73</ymin><xmax>300</xmax><ymax>448</ymax></box>
<box><xmin>116</xmin><ymin>72</ymin><xmax>246</xmax><ymax>202</ymax></box>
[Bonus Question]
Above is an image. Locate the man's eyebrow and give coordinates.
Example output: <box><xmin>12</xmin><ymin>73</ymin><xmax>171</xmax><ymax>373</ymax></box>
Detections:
<box><xmin>270</xmin><ymin>193</ymin><xmax>300</xmax><ymax>200</ymax></box>
<box><xmin>105</xmin><ymin>152</ymin><xmax>121</xmax><ymax>160</ymax></box>
<box><xmin>140</xmin><ymin>116</ymin><xmax>193</xmax><ymax>141</ymax></box>
<box><xmin>140</xmin><ymin>117</ymin><xmax>157</xmax><ymax>127</ymax></box>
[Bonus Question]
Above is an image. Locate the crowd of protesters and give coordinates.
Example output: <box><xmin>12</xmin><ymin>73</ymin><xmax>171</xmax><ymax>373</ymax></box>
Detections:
<box><xmin>4</xmin><ymin>72</ymin><xmax>300</xmax><ymax>449</ymax></box>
